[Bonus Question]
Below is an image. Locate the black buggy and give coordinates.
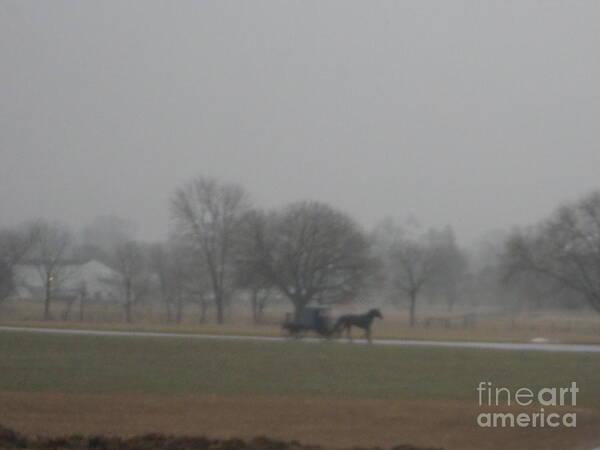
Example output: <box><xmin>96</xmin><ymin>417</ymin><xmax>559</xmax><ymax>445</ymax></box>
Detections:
<box><xmin>281</xmin><ymin>305</ymin><xmax>335</xmax><ymax>339</ymax></box>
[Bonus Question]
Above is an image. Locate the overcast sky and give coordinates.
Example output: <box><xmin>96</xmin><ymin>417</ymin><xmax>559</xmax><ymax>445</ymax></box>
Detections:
<box><xmin>1</xmin><ymin>1</ymin><xmax>599</xmax><ymax>245</ymax></box>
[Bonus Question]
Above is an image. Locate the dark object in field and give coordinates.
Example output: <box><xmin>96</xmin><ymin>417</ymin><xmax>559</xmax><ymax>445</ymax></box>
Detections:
<box><xmin>282</xmin><ymin>306</ymin><xmax>335</xmax><ymax>339</ymax></box>
<box><xmin>333</xmin><ymin>309</ymin><xmax>383</xmax><ymax>343</ymax></box>
<box><xmin>0</xmin><ymin>424</ymin><xmax>444</xmax><ymax>450</ymax></box>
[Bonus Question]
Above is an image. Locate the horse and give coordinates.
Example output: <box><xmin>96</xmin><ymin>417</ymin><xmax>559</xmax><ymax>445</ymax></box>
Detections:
<box><xmin>333</xmin><ymin>308</ymin><xmax>383</xmax><ymax>343</ymax></box>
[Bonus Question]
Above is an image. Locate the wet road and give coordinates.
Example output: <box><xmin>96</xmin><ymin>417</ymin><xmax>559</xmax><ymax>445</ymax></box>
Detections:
<box><xmin>2</xmin><ymin>325</ymin><xmax>600</xmax><ymax>352</ymax></box>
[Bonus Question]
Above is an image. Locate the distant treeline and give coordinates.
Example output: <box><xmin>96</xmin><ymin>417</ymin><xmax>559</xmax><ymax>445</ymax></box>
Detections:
<box><xmin>2</xmin><ymin>175</ymin><xmax>599</xmax><ymax>324</ymax></box>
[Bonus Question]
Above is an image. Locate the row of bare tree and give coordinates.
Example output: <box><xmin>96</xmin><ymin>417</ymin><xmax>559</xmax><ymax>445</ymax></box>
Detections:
<box><xmin>2</xmin><ymin>176</ymin><xmax>600</xmax><ymax>325</ymax></box>
<box><xmin>169</xmin><ymin>176</ymin><xmax>472</xmax><ymax>326</ymax></box>
<box><xmin>503</xmin><ymin>191</ymin><xmax>600</xmax><ymax>315</ymax></box>
<box><xmin>170</xmin><ymin>177</ymin><xmax>373</xmax><ymax>323</ymax></box>
<box><xmin>0</xmin><ymin>221</ymin><xmax>72</xmax><ymax>320</ymax></box>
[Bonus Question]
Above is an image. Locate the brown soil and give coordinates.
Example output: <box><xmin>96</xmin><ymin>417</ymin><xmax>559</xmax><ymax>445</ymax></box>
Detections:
<box><xmin>0</xmin><ymin>392</ymin><xmax>598</xmax><ymax>450</ymax></box>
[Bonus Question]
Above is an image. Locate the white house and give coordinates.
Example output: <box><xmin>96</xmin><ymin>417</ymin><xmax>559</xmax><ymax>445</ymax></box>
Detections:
<box><xmin>12</xmin><ymin>259</ymin><xmax>120</xmax><ymax>301</ymax></box>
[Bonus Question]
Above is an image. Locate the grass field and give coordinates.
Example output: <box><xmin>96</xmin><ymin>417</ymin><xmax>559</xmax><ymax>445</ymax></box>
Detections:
<box><xmin>1</xmin><ymin>330</ymin><xmax>600</xmax><ymax>449</ymax></box>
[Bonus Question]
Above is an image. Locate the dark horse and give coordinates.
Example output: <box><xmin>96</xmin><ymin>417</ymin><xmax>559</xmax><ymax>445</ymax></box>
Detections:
<box><xmin>333</xmin><ymin>309</ymin><xmax>383</xmax><ymax>343</ymax></box>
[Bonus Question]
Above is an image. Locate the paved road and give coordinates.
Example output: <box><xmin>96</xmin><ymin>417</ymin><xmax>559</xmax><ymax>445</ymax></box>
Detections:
<box><xmin>2</xmin><ymin>325</ymin><xmax>600</xmax><ymax>352</ymax></box>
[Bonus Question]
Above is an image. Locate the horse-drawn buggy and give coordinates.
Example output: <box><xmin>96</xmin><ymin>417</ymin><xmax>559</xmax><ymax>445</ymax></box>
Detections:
<box><xmin>281</xmin><ymin>305</ymin><xmax>383</xmax><ymax>342</ymax></box>
<box><xmin>281</xmin><ymin>305</ymin><xmax>335</xmax><ymax>338</ymax></box>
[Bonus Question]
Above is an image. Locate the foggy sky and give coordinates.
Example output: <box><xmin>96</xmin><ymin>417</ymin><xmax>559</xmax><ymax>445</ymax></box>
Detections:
<box><xmin>2</xmin><ymin>1</ymin><xmax>600</xmax><ymax>246</ymax></box>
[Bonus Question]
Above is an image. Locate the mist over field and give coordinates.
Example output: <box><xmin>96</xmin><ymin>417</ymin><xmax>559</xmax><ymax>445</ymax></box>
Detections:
<box><xmin>2</xmin><ymin>1</ymin><xmax>600</xmax><ymax>246</ymax></box>
<box><xmin>3</xmin><ymin>0</ymin><xmax>600</xmax><ymax>323</ymax></box>
<box><xmin>2</xmin><ymin>3</ymin><xmax>600</xmax><ymax>449</ymax></box>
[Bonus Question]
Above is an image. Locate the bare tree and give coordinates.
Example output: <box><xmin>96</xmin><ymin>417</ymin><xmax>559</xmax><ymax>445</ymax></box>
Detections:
<box><xmin>171</xmin><ymin>176</ymin><xmax>250</xmax><ymax>324</ymax></box>
<box><xmin>427</xmin><ymin>226</ymin><xmax>468</xmax><ymax>312</ymax></box>
<box><xmin>178</xmin><ymin>242</ymin><xmax>213</xmax><ymax>323</ymax></box>
<box><xmin>504</xmin><ymin>191</ymin><xmax>600</xmax><ymax>314</ymax></box>
<box><xmin>246</xmin><ymin>202</ymin><xmax>372</xmax><ymax>318</ymax></box>
<box><xmin>0</xmin><ymin>223</ymin><xmax>39</xmax><ymax>306</ymax></box>
<box><xmin>376</xmin><ymin>219</ymin><xmax>442</xmax><ymax>327</ymax></box>
<box><xmin>150</xmin><ymin>240</ymin><xmax>204</xmax><ymax>324</ymax></box>
<box><xmin>235</xmin><ymin>257</ymin><xmax>274</xmax><ymax>324</ymax></box>
<box><xmin>248</xmin><ymin>282</ymin><xmax>273</xmax><ymax>324</ymax></box>
<box><xmin>32</xmin><ymin>221</ymin><xmax>73</xmax><ymax>320</ymax></box>
<box><xmin>149</xmin><ymin>242</ymin><xmax>176</xmax><ymax>322</ymax></box>
<box><xmin>108</xmin><ymin>240</ymin><xmax>149</xmax><ymax>323</ymax></box>
<box><xmin>234</xmin><ymin>210</ymin><xmax>276</xmax><ymax>324</ymax></box>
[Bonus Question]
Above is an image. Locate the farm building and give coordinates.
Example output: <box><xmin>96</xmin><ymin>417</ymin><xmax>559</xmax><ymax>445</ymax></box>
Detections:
<box><xmin>11</xmin><ymin>259</ymin><xmax>119</xmax><ymax>301</ymax></box>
